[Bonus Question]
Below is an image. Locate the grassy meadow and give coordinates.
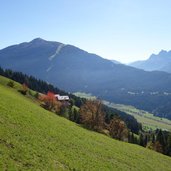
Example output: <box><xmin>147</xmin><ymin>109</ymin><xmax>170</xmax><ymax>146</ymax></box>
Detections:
<box><xmin>0</xmin><ymin>77</ymin><xmax>171</xmax><ymax>170</ymax></box>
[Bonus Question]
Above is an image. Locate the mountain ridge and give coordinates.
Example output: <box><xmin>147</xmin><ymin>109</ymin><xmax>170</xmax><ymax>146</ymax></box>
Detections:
<box><xmin>1</xmin><ymin>38</ymin><xmax>171</xmax><ymax>119</ymax></box>
<box><xmin>130</xmin><ymin>50</ymin><xmax>171</xmax><ymax>73</ymax></box>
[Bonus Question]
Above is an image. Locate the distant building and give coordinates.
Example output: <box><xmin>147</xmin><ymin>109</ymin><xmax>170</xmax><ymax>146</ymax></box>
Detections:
<box><xmin>55</xmin><ymin>94</ymin><xmax>69</xmax><ymax>101</ymax></box>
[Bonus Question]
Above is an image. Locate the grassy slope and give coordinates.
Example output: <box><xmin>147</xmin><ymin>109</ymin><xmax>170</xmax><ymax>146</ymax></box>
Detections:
<box><xmin>0</xmin><ymin>78</ymin><xmax>171</xmax><ymax>170</ymax></box>
<box><xmin>74</xmin><ymin>92</ymin><xmax>171</xmax><ymax>131</ymax></box>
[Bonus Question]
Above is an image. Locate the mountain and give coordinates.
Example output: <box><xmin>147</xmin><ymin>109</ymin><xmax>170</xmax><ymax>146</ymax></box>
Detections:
<box><xmin>110</xmin><ymin>59</ymin><xmax>121</xmax><ymax>64</ymax></box>
<box><xmin>1</xmin><ymin>38</ymin><xmax>171</xmax><ymax>119</ymax></box>
<box><xmin>130</xmin><ymin>50</ymin><xmax>171</xmax><ymax>73</ymax></box>
<box><xmin>1</xmin><ymin>76</ymin><xmax>171</xmax><ymax>170</ymax></box>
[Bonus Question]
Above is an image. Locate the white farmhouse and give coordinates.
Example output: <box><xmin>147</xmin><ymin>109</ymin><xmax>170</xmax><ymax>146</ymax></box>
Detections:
<box><xmin>55</xmin><ymin>94</ymin><xmax>69</xmax><ymax>101</ymax></box>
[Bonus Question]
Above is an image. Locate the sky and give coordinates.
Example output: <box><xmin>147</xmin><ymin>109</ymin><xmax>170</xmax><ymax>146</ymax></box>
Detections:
<box><xmin>1</xmin><ymin>0</ymin><xmax>171</xmax><ymax>63</ymax></box>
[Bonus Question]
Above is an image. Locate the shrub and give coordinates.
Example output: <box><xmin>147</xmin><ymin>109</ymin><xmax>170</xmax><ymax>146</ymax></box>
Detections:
<box><xmin>7</xmin><ymin>81</ymin><xmax>14</xmax><ymax>88</ymax></box>
<box><xmin>19</xmin><ymin>83</ymin><xmax>29</xmax><ymax>95</ymax></box>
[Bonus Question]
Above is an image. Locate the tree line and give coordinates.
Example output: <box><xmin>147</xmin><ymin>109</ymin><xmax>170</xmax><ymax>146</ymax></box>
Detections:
<box><xmin>0</xmin><ymin>67</ymin><xmax>85</xmax><ymax>107</ymax></box>
<box><xmin>139</xmin><ymin>129</ymin><xmax>171</xmax><ymax>156</ymax></box>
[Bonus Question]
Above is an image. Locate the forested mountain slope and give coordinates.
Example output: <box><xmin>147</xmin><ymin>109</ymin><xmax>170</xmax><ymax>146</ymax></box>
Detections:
<box><xmin>1</xmin><ymin>38</ymin><xmax>171</xmax><ymax>119</ymax></box>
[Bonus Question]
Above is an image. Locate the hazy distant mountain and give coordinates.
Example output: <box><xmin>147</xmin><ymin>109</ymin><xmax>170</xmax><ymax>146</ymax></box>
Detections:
<box><xmin>110</xmin><ymin>60</ymin><xmax>121</xmax><ymax>64</ymax></box>
<box><xmin>1</xmin><ymin>38</ymin><xmax>171</xmax><ymax>119</ymax></box>
<box><xmin>130</xmin><ymin>50</ymin><xmax>171</xmax><ymax>73</ymax></box>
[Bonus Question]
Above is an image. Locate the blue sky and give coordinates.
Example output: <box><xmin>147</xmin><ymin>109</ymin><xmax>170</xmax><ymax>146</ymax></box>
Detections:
<box><xmin>1</xmin><ymin>0</ymin><xmax>171</xmax><ymax>63</ymax></box>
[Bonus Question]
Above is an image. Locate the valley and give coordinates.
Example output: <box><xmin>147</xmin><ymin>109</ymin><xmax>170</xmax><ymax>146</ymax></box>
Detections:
<box><xmin>105</xmin><ymin>102</ymin><xmax>171</xmax><ymax>131</ymax></box>
<box><xmin>74</xmin><ymin>92</ymin><xmax>171</xmax><ymax>131</ymax></box>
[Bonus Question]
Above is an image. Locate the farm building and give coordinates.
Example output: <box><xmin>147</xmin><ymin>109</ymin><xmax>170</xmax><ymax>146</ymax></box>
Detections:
<box><xmin>55</xmin><ymin>94</ymin><xmax>69</xmax><ymax>101</ymax></box>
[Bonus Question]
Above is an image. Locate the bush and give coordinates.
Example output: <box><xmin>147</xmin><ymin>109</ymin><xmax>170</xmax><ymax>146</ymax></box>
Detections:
<box><xmin>7</xmin><ymin>81</ymin><xmax>14</xmax><ymax>88</ymax></box>
<box><xmin>20</xmin><ymin>83</ymin><xmax>28</xmax><ymax>95</ymax></box>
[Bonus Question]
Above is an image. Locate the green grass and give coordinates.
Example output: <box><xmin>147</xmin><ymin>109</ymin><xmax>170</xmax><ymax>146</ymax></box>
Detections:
<box><xmin>0</xmin><ymin>75</ymin><xmax>22</xmax><ymax>90</ymax></box>
<box><xmin>74</xmin><ymin>92</ymin><xmax>96</xmax><ymax>100</ymax></box>
<box><xmin>0</xmin><ymin>75</ymin><xmax>37</xmax><ymax>96</ymax></box>
<box><xmin>0</xmin><ymin>78</ymin><xmax>171</xmax><ymax>170</ymax></box>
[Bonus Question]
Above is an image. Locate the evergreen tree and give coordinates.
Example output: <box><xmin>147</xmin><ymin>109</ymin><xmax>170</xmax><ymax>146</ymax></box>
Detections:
<box><xmin>166</xmin><ymin>133</ymin><xmax>171</xmax><ymax>155</ymax></box>
<box><xmin>0</xmin><ymin>67</ymin><xmax>4</xmax><ymax>75</ymax></box>
<box><xmin>152</xmin><ymin>134</ymin><xmax>155</xmax><ymax>143</ymax></box>
<box><xmin>139</xmin><ymin>133</ymin><xmax>144</xmax><ymax>146</ymax></box>
<box><xmin>156</xmin><ymin>130</ymin><xmax>166</xmax><ymax>147</ymax></box>
<box><xmin>144</xmin><ymin>134</ymin><xmax>148</xmax><ymax>147</ymax></box>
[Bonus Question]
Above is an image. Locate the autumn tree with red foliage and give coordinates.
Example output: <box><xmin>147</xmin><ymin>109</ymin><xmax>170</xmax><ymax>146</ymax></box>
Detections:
<box><xmin>39</xmin><ymin>91</ymin><xmax>62</xmax><ymax>112</ymax></box>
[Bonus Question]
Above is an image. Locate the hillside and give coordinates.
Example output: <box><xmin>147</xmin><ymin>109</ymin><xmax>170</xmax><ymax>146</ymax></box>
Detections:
<box><xmin>0</xmin><ymin>71</ymin><xmax>141</xmax><ymax>134</ymax></box>
<box><xmin>130</xmin><ymin>50</ymin><xmax>171</xmax><ymax>73</ymax></box>
<box><xmin>1</xmin><ymin>78</ymin><xmax>171</xmax><ymax>170</ymax></box>
<box><xmin>1</xmin><ymin>38</ymin><xmax>171</xmax><ymax>119</ymax></box>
